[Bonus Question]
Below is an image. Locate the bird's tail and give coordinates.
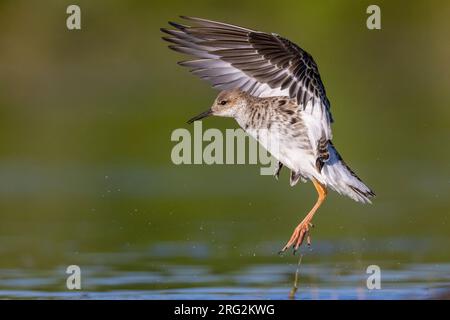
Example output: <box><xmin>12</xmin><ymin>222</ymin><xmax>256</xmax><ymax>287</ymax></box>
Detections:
<box><xmin>321</xmin><ymin>142</ymin><xmax>375</xmax><ymax>203</ymax></box>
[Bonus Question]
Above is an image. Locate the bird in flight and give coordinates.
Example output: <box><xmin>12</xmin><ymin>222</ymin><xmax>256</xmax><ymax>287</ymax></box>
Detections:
<box><xmin>161</xmin><ymin>16</ymin><xmax>375</xmax><ymax>253</ymax></box>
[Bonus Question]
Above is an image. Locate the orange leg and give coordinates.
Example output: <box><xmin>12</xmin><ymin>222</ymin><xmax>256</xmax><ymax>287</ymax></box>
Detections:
<box><xmin>280</xmin><ymin>178</ymin><xmax>327</xmax><ymax>253</ymax></box>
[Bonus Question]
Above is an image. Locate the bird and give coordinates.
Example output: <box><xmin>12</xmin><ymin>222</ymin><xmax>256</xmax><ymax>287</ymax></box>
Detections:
<box><xmin>161</xmin><ymin>16</ymin><xmax>375</xmax><ymax>253</ymax></box>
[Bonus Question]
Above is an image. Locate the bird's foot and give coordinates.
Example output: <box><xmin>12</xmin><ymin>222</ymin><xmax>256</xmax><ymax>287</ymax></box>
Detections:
<box><xmin>279</xmin><ymin>220</ymin><xmax>314</xmax><ymax>254</ymax></box>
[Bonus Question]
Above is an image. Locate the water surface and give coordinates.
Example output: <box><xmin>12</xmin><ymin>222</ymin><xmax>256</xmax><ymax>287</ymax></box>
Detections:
<box><xmin>0</xmin><ymin>238</ymin><xmax>448</xmax><ymax>299</ymax></box>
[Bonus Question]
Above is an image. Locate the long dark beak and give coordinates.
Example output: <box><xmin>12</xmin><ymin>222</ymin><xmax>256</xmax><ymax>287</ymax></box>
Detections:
<box><xmin>187</xmin><ymin>109</ymin><xmax>212</xmax><ymax>124</ymax></box>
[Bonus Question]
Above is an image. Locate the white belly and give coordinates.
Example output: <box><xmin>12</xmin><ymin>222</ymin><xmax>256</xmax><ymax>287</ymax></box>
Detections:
<box><xmin>245</xmin><ymin>126</ymin><xmax>318</xmax><ymax>180</ymax></box>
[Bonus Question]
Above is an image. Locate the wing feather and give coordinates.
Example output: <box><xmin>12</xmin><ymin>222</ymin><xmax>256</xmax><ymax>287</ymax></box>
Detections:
<box><xmin>162</xmin><ymin>16</ymin><xmax>334</xmax><ymax>144</ymax></box>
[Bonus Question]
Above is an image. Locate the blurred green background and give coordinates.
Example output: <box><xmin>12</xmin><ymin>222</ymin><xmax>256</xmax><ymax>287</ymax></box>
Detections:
<box><xmin>0</xmin><ymin>0</ymin><xmax>448</xmax><ymax>293</ymax></box>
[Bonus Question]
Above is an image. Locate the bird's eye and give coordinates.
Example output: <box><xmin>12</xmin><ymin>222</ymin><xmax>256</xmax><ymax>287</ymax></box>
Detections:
<box><xmin>220</xmin><ymin>100</ymin><xmax>227</xmax><ymax>105</ymax></box>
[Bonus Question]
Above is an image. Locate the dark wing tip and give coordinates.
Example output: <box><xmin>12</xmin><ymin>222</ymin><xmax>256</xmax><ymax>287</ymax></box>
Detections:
<box><xmin>167</xmin><ymin>45</ymin><xmax>184</xmax><ymax>54</ymax></box>
<box><xmin>168</xmin><ymin>21</ymin><xmax>187</xmax><ymax>30</ymax></box>
<box><xmin>160</xmin><ymin>27</ymin><xmax>174</xmax><ymax>36</ymax></box>
<box><xmin>161</xmin><ymin>37</ymin><xmax>179</xmax><ymax>45</ymax></box>
<box><xmin>168</xmin><ymin>45</ymin><xmax>179</xmax><ymax>51</ymax></box>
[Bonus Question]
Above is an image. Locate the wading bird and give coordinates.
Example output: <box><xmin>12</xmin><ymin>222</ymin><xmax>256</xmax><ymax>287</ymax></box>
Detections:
<box><xmin>161</xmin><ymin>17</ymin><xmax>374</xmax><ymax>252</ymax></box>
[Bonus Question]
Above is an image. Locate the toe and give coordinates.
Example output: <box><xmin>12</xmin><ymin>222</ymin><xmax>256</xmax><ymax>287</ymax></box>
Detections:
<box><xmin>306</xmin><ymin>234</ymin><xmax>311</xmax><ymax>246</ymax></box>
<box><xmin>294</xmin><ymin>229</ymin><xmax>306</xmax><ymax>250</ymax></box>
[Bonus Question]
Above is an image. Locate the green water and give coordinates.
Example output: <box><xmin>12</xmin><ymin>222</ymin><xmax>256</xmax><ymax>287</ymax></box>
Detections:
<box><xmin>0</xmin><ymin>0</ymin><xmax>448</xmax><ymax>299</ymax></box>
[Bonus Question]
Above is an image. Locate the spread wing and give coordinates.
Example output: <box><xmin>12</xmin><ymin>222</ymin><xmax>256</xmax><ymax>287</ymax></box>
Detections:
<box><xmin>161</xmin><ymin>16</ymin><xmax>334</xmax><ymax>142</ymax></box>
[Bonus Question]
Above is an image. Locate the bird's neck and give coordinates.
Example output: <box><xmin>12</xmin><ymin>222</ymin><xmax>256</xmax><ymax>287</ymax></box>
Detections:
<box><xmin>234</xmin><ymin>99</ymin><xmax>272</xmax><ymax>131</ymax></box>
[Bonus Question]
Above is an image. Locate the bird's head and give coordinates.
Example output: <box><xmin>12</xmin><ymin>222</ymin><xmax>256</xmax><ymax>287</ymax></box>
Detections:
<box><xmin>187</xmin><ymin>89</ymin><xmax>248</xmax><ymax>123</ymax></box>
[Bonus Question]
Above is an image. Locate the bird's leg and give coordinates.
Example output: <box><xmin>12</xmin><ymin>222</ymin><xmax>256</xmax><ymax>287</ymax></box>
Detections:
<box><xmin>280</xmin><ymin>178</ymin><xmax>327</xmax><ymax>253</ymax></box>
<box><xmin>274</xmin><ymin>161</ymin><xmax>283</xmax><ymax>180</ymax></box>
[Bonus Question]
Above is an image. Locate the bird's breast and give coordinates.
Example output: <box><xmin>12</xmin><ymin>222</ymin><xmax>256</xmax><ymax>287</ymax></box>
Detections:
<box><xmin>238</xmin><ymin>114</ymin><xmax>316</xmax><ymax>174</ymax></box>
